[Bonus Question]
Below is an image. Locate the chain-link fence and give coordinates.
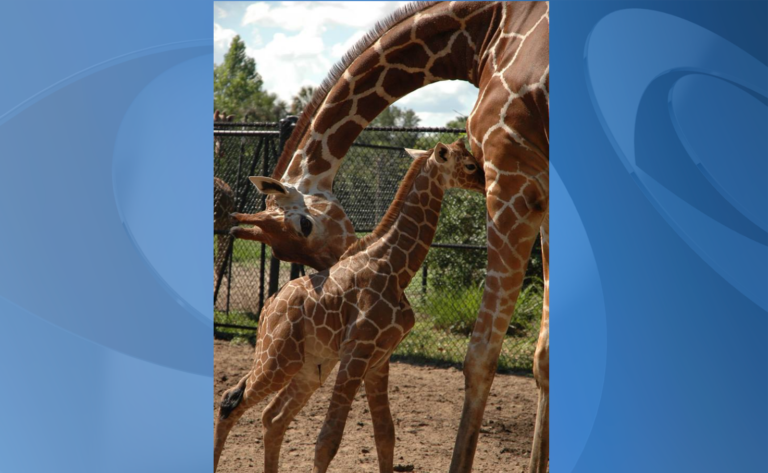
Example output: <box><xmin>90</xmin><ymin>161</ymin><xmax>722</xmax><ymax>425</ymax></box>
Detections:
<box><xmin>214</xmin><ymin>118</ymin><xmax>542</xmax><ymax>372</ymax></box>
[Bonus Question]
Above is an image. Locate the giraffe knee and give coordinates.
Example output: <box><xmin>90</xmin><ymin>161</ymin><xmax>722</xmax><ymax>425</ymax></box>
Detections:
<box><xmin>219</xmin><ymin>381</ymin><xmax>246</xmax><ymax>420</ymax></box>
<box><xmin>261</xmin><ymin>400</ymin><xmax>284</xmax><ymax>432</ymax></box>
<box><xmin>462</xmin><ymin>355</ymin><xmax>497</xmax><ymax>401</ymax></box>
<box><xmin>533</xmin><ymin>346</ymin><xmax>549</xmax><ymax>391</ymax></box>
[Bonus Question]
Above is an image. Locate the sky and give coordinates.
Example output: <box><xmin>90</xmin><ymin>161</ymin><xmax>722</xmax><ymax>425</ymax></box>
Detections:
<box><xmin>213</xmin><ymin>1</ymin><xmax>479</xmax><ymax>127</ymax></box>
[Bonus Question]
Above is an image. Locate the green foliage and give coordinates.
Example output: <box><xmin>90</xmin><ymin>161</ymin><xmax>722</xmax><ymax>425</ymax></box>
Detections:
<box><xmin>366</xmin><ymin>105</ymin><xmax>422</xmax><ymax>148</ymax></box>
<box><xmin>412</xmin><ymin>285</ymin><xmax>482</xmax><ymax>335</ymax></box>
<box><xmin>411</xmin><ymin>278</ymin><xmax>543</xmax><ymax>338</ymax></box>
<box><xmin>370</xmin><ymin>105</ymin><xmax>420</xmax><ymax>127</ymax></box>
<box><xmin>427</xmin><ymin>190</ymin><xmax>487</xmax><ymax>287</ymax></box>
<box><xmin>445</xmin><ymin>116</ymin><xmax>468</xmax><ymax>129</ymax></box>
<box><xmin>213</xmin><ymin>36</ymin><xmax>285</xmax><ymax>121</ymax></box>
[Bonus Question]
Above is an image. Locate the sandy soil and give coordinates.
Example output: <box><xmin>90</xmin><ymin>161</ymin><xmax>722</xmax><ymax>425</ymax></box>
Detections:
<box><xmin>214</xmin><ymin>339</ymin><xmax>538</xmax><ymax>472</ymax></box>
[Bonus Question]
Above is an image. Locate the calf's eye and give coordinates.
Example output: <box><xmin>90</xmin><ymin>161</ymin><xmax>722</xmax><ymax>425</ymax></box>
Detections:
<box><xmin>465</xmin><ymin>164</ymin><xmax>477</xmax><ymax>171</ymax></box>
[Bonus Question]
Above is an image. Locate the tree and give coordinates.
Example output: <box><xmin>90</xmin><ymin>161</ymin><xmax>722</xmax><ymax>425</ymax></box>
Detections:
<box><xmin>445</xmin><ymin>115</ymin><xmax>467</xmax><ymax>129</ymax></box>
<box><xmin>369</xmin><ymin>105</ymin><xmax>420</xmax><ymax>128</ymax></box>
<box><xmin>290</xmin><ymin>86</ymin><xmax>316</xmax><ymax>115</ymax></box>
<box><xmin>214</xmin><ymin>36</ymin><xmax>285</xmax><ymax>121</ymax></box>
<box><xmin>362</xmin><ymin>104</ymin><xmax>421</xmax><ymax>149</ymax></box>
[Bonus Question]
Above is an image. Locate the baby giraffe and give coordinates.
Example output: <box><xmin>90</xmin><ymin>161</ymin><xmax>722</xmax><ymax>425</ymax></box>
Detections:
<box><xmin>214</xmin><ymin>140</ymin><xmax>484</xmax><ymax>473</ymax></box>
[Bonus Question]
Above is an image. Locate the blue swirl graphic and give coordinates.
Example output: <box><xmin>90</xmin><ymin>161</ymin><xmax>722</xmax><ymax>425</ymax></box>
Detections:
<box><xmin>585</xmin><ymin>9</ymin><xmax>767</xmax><ymax>310</ymax></box>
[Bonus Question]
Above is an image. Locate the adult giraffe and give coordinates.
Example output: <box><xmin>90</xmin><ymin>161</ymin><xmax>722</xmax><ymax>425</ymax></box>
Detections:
<box><xmin>231</xmin><ymin>2</ymin><xmax>549</xmax><ymax>471</ymax></box>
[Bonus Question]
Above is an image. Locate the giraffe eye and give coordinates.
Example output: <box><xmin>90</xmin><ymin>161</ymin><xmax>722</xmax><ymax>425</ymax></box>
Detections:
<box><xmin>465</xmin><ymin>164</ymin><xmax>477</xmax><ymax>171</ymax></box>
<box><xmin>299</xmin><ymin>215</ymin><xmax>313</xmax><ymax>237</ymax></box>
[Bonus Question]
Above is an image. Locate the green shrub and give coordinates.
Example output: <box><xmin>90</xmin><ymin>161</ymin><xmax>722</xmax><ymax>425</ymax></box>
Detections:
<box><xmin>411</xmin><ymin>279</ymin><xmax>543</xmax><ymax>338</ymax></box>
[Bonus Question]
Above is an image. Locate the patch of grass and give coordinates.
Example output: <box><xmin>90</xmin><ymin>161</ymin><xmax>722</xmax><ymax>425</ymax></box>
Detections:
<box><xmin>400</xmin><ymin>279</ymin><xmax>543</xmax><ymax>372</ymax></box>
<box><xmin>214</xmin><ymin>237</ymin><xmax>265</xmax><ymax>264</ymax></box>
<box><xmin>410</xmin><ymin>285</ymin><xmax>483</xmax><ymax>336</ymax></box>
<box><xmin>394</xmin><ymin>320</ymin><xmax>537</xmax><ymax>373</ymax></box>
<box><xmin>214</xmin><ymin>309</ymin><xmax>259</xmax><ymax>343</ymax></box>
<box><xmin>409</xmin><ymin>279</ymin><xmax>543</xmax><ymax>338</ymax></box>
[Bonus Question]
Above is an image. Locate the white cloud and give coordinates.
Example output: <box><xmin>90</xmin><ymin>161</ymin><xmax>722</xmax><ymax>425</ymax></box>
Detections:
<box><xmin>215</xmin><ymin>5</ymin><xmax>228</xmax><ymax>19</ymax></box>
<box><xmin>250</xmin><ymin>29</ymin><xmax>263</xmax><ymax>47</ymax></box>
<box><xmin>330</xmin><ymin>30</ymin><xmax>366</xmax><ymax>61</ymax></box>
<box><xmin>214</xmin><ymin>23</ymin><xmax>237</xmax><ymax>51</ymax></box>
<box><xmin>246</xmin><ymin>35</ymin><xmax>332</xmax><ymax>102</ymax></box>
<box><xmin>415</xmin><ymin>111</ymin><xmax>464</xmax><ymax>128</ymax></box>
<box><xmin>216</xmin><ymin>2</ymin><xmax>478</xmax><ymax>125</ymax></box>
<box><xmin>243</xmin><ymin>1</ymin><xmax>409</xmax><ymax>32</ymax></box>
<box><xmin>239</xmin><ymin>2</ymin><xmax>408</xmax><ymax>103</ymax></box>
<box><xmin>395</xmin><ymin>81</ymin><xmax>479</xmax><ymax>126</ymax></box>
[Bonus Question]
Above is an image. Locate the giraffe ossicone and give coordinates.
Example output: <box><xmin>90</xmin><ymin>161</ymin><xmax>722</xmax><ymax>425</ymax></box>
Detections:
<box><xmin>215</xmin><ymin>141</ymin><xmax>485</xmax><ymax>473</ymax></box>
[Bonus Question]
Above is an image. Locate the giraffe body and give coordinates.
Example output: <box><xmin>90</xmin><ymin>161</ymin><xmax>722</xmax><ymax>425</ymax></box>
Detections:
<box><xmin>230</xmin><ymin>3</ymin><xmax>550</xmax><ymax>471</ymax></box>
<box><xmin>217</xmin><ymin>142</ymin><xmax>484</xmax><ymax>473</ymax></box>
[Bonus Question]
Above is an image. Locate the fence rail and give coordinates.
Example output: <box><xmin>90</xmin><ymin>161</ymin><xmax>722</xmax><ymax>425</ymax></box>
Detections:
<box><xmin>213</xmin><ymin>118</ymin><xmax>542</xmax><ymax>371</ymax></box>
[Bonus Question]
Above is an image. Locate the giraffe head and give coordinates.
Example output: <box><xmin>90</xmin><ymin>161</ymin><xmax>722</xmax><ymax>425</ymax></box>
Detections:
<box><xmin>229</xmin><ymin>179</ymin><xmax>356</xmax><ymax>270</ymax></box>
<box><xmin>406</xmin><ymin>139</ymin><xmax>485</xmax><ymax>193</ymax></box>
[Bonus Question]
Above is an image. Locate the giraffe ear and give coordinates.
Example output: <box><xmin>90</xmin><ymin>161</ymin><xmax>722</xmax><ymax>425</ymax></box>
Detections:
<box><xmin>249</xmin><ymin>176</ymin><xmax>289</xmax><ymax>195</ymax></box>
<box><xmin>404</xmin><ymin>148</ymin><xmax>429</xmax><ymax>160</ymax></box>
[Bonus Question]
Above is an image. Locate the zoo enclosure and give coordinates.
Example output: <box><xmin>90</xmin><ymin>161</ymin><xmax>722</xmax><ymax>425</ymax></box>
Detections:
<box><xmin>214</xmin><ymin>118</ymin><xmax>543</xmax><ymax>371</ymax></box>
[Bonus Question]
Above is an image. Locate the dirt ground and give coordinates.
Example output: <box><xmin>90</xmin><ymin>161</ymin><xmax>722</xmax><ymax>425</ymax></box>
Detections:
<box><xmin>214</xmin><ymin>339</ymin><xmax>538</xmax><ymax>472</ymax></box>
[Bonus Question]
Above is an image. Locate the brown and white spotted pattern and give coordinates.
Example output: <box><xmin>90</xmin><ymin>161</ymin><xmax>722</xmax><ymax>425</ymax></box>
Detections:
<box><xmin>230</xmin><ymin>2</ymin><xmax>550</xmax><ymax>472</ymax></box>
<box><xmin>215</xmin><ymin>142</ymin><xmax>484</xmax><ymax>473</ymax></box>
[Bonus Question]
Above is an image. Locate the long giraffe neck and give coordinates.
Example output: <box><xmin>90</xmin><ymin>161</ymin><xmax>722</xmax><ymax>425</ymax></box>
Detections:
<box><xmin>345</xmin><ymin>155</ymin><xmax>445</xmax><ymax>292</ymax></box>
<box><xmin>273</xmin><ymin>2</ymin><xmax>501</xmax><ymax>193</ymax></box>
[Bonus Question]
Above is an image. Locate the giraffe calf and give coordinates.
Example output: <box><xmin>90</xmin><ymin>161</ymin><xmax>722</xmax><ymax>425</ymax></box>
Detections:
<box><xmin>214</xmin><ymin>140</ymin><xmax>485</xmax><ymax>473</ymax></box>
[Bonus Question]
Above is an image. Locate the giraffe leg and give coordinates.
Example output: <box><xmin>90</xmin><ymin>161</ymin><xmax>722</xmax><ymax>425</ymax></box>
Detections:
<box><xmin>364</xmin><ymin>361</ymin><xmax>395</xmax><ymax>473</ymax></box>
<box><xmin>529</xmin><ymin>217</ymin><xmax>550</xmax><ymax>473</ymax></box>
<box><xmin>214</xmin><ymin>308</ymin><xmax>306</xmax><ymax>472</ymax></box>
<box><xmin>261</xmin><ymin>359</ymin><xmax>337</xmax><ymax>473</ymax></box>
<box><xmin>449</xmin><ymin>158</ymin><xmax>547</xmax><ymax>473</ymax></box>
<box><xmin>362</xmin><ymin>296</ymin><xmax>414</xmax><ymax>473</ymax></box>
<box><xmin>313</xmin><ymin>348</ymin><xmax>374</xmax><ymax>473</ymax></box>
<box><xmin>214</xmin><ymin>371</ymin><xmax>281</xmax><ymax>471</ymax></box>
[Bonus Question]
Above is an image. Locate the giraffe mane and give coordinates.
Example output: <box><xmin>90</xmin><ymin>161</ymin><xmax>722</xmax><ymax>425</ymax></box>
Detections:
<box><xmin>272</xmin><ymin>1</ymin><xmax>441</xmax><ymax>180</ymax></box>
<box><xmin>340</xmin><ymin>152</ymin><xmax>432</xmax><ymax>260</ymax></box>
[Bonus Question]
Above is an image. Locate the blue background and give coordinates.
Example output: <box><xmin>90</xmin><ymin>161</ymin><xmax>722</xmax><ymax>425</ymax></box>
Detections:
<box><xmin>0</xmin><ymin>1</ymin><xmax>764</xmax><ymax>472</ymax></box>
<box><xmin>552</xmin><ymin>1</ymin><xmax>767</xmax><ymax>472</ymax></box>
